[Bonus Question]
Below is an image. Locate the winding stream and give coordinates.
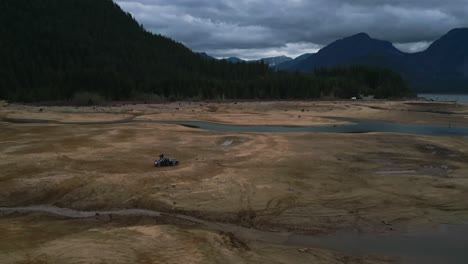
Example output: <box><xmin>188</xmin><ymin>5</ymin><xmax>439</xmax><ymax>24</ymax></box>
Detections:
<box><xmin>171</xmin><ymin>118</ymin><xmax>468</xmax><ymax>136</ymax></box>
<box><xmin>1</xmin><ymin>205</ymin><xmax>467</xmax><ymax>264</ymax></box>
<box><xmin>3</xmin><ymin>117</ymin><xmax>468</xmax><ymax>136</ymax></box>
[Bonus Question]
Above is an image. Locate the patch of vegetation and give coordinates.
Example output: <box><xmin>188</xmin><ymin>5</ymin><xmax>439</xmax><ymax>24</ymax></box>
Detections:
<box><xmin>313</xmin><ymin>66</ymin><xmax>411</xmax><ymax>99</ymax></box>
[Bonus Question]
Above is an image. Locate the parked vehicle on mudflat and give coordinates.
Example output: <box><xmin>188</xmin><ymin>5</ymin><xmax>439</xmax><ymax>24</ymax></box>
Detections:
<box><xmin>154</xmin><ymin>154</ymin><xmax>179</xmax><ymax>167</ymax></box>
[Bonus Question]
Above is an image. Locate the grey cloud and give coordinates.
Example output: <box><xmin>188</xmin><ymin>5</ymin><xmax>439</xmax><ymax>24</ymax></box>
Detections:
<box><xmin>210</xmin><ymin>42</ymin><xmax>323</xmax><ymax>60</ymax></box>
<box><xmin>116</xmin><ymin>0</ymin><xmax>468</xmax><ymax>59</ymax></box>
<box><xmin>393</xmin><ymin>41</ymin><xmax>432</xmax><ymax>53</ymax></box>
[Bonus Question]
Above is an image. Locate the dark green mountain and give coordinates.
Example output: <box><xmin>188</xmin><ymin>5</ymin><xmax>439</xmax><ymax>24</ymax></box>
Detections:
<box><xmin>290</xmin><ymin>33</ymin><xmax>405</xmax><ymax>72</ymax></box>
<box><xmin>408</xmin><ymin>28</ymin><xmax>468</xmax><ymax>92</ymax></box>
<box><xmin>0</xmin><ymin>0</ymin><xmax>410</xmax><ymax>102</ymax></box>
<box><xmin>223</xmin><ymin>56</ymin><xmax>293</xmax><ymax>67</ymax></box>
<box><xmin>257</xmin><ymin>56</ymin><xmax>293</xmax><ymax>67</ymax></box>
<box><xmin>224</xmin><ymin>57</ymin><xmax>245</xmax><ymax>63</ymax></box>
<box><xmin>275</xmin><ymin>53</ymin><xmax>313</xmax><ymax>71</ymax></box>
<box><xmin>278</xmin><ymin>29</ymin><xmax>468</xmax><ymax>93</ymax></box>
<box><xmin>197</xmin><ymin>52</ymin><xmax>215</xmax><ymax>60</ymax></box>
<box><xmin>0</xmin><ymin>0</ymin><xmax>274</xmax><ymax>101</ymax></box>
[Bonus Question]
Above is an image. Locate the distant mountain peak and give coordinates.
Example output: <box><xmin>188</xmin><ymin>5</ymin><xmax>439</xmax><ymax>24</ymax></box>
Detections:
<box><xmin>197</xmin><ymin>52</ymin><xmax>214</xmax><ymax>60</ymax></box>
<box><xmin>348</xmin><ymin>32</ymin><xmax>371</xmax><ymax>40</ymax></box>
<box><xmin>317</xmin><ymin>31</ymin><xmax>400</xmax><ymax>58</ymax></box>
<box><xmin>337</xmin><ymin>32</ymin><xmax>395</xmax><ymax>48</ymax></box>
<box><xmin>257</xmin><ymin>56</ymin><xmax>293</xmax><ymax>67</ymax></box>
<box><xmin>446</xmin><ymin>27</ymin><xmax>468</xmax><ymax>35</ymax></box>
<box><xmin>437</xmin><ymin>27</ymin><xmax>468</xmax><ymax>41</ymax></box>
<box><xmin>425</xmin><ymin>27</ymin><xmax>468</xmax><ymax>54</ymax></box>
<box><xmin>259</xmin><ymin>55</ymin><xmax>292</xmax><ymax>60</ymax></box>
<box><xmin>279</xmin><ymin>28</ymin><xmax>468</xmax><ymax>93</ymax></box>
<box><xmin>224</xmin><ymin>57</ymin><xmax>244</xmax><ymax>63</ymax></box>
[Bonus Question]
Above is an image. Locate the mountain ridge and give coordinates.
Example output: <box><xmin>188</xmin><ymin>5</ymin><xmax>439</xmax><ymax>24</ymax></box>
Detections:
<box><xmin>220</xmin><ymin>56</ymin><xmax>293</xmax><ymax>67</ymax></box>
<box><xmin>274</xmin><ymin>29</ymin><xmax>468</xmax><ymax>92</ymax></box>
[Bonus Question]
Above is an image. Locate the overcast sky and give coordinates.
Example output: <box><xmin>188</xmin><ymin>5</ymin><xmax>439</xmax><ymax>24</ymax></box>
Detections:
<box><xmin>116</xmin><ymin>0</ymin><xmax>468</xmax><ymax>60</ymax></box>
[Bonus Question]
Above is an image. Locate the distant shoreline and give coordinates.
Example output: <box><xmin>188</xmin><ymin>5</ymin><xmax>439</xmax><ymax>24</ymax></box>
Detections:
<box><xmin>5</xmin><ymin>95</ymin><xmax>468</xmax><ymax>107</ymax></box>
<box><xmin>4</xmin><ymin>97</ymin><xmax>429</xmax><ymax>107</ymax></box>
<box><xmin>418</xmin><ymin>93</ymin><xmax>468</xmax><ymax>104</ymax></box>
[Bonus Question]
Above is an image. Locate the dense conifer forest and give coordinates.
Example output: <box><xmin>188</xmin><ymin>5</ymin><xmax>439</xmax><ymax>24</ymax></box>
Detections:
<box><xmin>0</xmin><ymin>0</ymin><xmax>410</xmax><ymax>102</ymax></box>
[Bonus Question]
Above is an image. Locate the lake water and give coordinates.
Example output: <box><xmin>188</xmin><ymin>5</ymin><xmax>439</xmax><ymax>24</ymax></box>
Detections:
<box><xmin>287</xmin><ymin>224</ymin><xmax>468</xmax><ymax>264</ymax></box>
<box><xmin>3</xmin><ymin>117</ymin><xmax>468</xmax><ymax>136</ymax></box>
<box><xmin>173</xmin><ymin>118</ymin><xmax>468</xmax><ymax>136</ymax></box>
<box><xmin>418</xmin><ymin>94</ymin><xmax>468</xmax><ymax>103</ymax></box>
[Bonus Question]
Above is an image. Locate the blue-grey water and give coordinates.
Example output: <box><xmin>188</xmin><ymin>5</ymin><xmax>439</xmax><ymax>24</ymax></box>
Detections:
<box><xmin>419</xmin><ymin>94</ymin><xmax>468</xmax><ymax>103</ymax></box>
<box><xmin>287</xmin><ymin>224</ymin><xmax>468</xmax><ymax>264</ymax></box>
<box><xmin>3</xmin><ymin>117</ymin><xmax>468</xmax><ymax>136</ymax></box>
<box><xmin>173</xmin><ymin>118</ymin><xmax>468</xmax><ymax>136</ymax></box>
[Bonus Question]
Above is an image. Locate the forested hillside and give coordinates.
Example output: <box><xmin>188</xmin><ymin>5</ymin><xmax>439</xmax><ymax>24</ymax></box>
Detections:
<box><xmin>0</xmin><ymin>0</ymin><xmax>410</xmax><ymax>102</ymax></box>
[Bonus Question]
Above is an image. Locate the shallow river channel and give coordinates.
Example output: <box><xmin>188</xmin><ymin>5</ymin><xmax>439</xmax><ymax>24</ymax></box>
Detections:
<box><xmin>3</xmin><ymin>117</ymin><xmax>468</xmax><ymax>136</ymax></box>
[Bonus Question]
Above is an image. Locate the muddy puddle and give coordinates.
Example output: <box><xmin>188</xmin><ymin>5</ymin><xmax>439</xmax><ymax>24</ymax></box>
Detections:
<box><xmin>1</xmin><ymin>205</ymin><xmax>467</xmax><ymax>264</ymax></box>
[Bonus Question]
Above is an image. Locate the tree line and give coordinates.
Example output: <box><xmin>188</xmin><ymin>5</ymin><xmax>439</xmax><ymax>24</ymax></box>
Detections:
<box><xmin>0</xmin><ymin>0</ymin><xmax>411</xmax><ymax>103</ymax></box>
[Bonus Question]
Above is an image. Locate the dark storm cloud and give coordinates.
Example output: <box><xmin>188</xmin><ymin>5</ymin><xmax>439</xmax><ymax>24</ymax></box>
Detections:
<box><xmin>116</xmin><ymin>0</ymin><xmax>468</xmax><ymax>59</ymax></box>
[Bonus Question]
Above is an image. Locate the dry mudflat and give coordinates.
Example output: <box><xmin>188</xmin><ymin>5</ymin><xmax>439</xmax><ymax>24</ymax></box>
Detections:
<box><xmin>0</xmin><ymin>100</ymin><xmax>467</xmax><ymax>264</ymax></box>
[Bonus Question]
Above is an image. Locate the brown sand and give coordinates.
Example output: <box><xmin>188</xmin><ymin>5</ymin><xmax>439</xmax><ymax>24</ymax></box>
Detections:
<box><xmin>0</xmin><ymin>100</ymin><xmax>467</xmax><ymax>263</ymax></box>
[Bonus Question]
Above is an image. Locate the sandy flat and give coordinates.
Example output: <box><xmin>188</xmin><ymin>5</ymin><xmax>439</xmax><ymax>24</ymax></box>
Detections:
<box><xmin>0</xmin><ymin>100</ymin><xmax>467</xmax><ymax>264</ymax></box>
